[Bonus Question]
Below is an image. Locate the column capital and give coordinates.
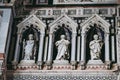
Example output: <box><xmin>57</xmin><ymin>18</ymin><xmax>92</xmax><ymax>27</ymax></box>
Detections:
<box><xmin>49</xmin><ymin>32</ymin><xmax>53</xmax><ymax>35</ymax></box>
<box><xmin>81</xmin><ymin>32</ymin><xmax>86</xmax><ymax>35</ymax></box>
<box><xmin>40</xmin><ymin>33</ymin><xmax>45</xmax><ymax>36</ymax></box>
<box><xmin>17</xmin><ymin>32</ymin><xmax>21</xmax><ymax>35</ymax></box>
<box><xmin>104</xmin><ymin>33</ymin><xmax>110</xmax><ymax>37</ymax></box>
<box><xmin>72</xmin><ymin>33</ymin><xmax>77</xmax><ymax>37</ymax></box>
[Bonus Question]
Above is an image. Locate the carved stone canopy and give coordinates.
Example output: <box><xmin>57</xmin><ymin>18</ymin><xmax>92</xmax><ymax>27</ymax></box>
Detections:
<box><xmin>17</xmin><ymin>14</ymin><xmax>46</xmax><ymax>34</ymax></box>
<box><xmin>49</xmin><ymin>14</ymin><xmax>78</xmax><ymax>34</ymax></box>
<box><xmin>80</xmin><ymin>14</ymin><xmax>110</xmax><ymax>34</ymax></box>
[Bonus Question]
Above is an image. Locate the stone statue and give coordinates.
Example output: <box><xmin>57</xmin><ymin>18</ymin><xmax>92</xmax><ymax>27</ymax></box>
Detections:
<box><xmin>89</xmin><ymin>34</ymin><xmax>103</xmax><ymax>60</ymax></box>
<box><xmin>23</xmin><ymin>34</ymin><xmax>36</xmax><ymax>60</ymax></box>
<box><xmin>55</xmin><ymin>35</ymin><xmax>70</xmax><ymax>60</ymax></box>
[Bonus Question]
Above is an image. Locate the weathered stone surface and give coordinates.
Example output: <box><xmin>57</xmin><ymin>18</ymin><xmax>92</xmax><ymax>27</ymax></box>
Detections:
<box><xmin>7</xmin><ymin>70</ymin><xmax>118</xmax><ymax>80</ymax></box>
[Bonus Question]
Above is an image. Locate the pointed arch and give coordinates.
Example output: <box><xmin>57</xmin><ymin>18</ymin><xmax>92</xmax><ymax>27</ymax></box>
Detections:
<box><xmin>80</xmin><ymin>14</ymin><xmax>111</xmax><ymax>67</ymax></box>
<box><xmin>17</xmin><ymin>14</ymin><xmax>46</xmax><ymax>34</ymax></box>
<box><xmin>49</xmin><ymin>14</ymin><xmax>78</xmax><ymax>34</ymax></box>
<box><xmin>47</xmin><ymin>14</ymin><xmax>78</xmax><ymax>65</ymax></box>
<box><xmin>80</xmin><ymin>14</ymin><xmax>110</xmax><ymax>34</ymax></box>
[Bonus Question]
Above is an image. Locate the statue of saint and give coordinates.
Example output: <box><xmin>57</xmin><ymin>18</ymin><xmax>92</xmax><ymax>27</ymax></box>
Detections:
<box><xmin>89</xmin><ymin>34</ymin><xmax>103</xmax><ymax>60</ymax></box>
<box><xmin>23</xmin><ymin>34</ymin><xmax>36</xmax><ymax>60</ymax></box>
<box><xmin>55</xmin><ymin>35</ymin><xmax>70</xmax><ymax>60</ymax></box>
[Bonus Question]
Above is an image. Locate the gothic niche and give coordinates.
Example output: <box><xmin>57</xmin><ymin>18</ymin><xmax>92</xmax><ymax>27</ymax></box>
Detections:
<box><xmin>53</xmin><ymin>24</ymin><xmax>72</xmax><ymax>61</ymax></box>
<box><xmin>85</xmin><ymin>23</ymin><xmax>109</xmax><ymax>70</ymax></box>
<box><xmin>52</xmin><ymin>24</ymin><xmax>74</xmax><ymax>70</ymax></box>
<box><xmin>17</xmin><ymin>25</ymin><xmax>40</xmax><ymax>69</ymax></box>
<box><xmin>86</xmin><ymin>24</ymin><xmax>105</xmax><ymax>62</ymax></box>
<box><xmin>20</xmin><ymin>25</ymin><xmax>39</xmax><ymax>62</ymax></box>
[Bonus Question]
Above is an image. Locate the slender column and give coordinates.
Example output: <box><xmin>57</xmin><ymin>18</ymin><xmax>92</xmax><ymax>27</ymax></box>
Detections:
<box><xmin>46</xmin><ymin>33</ymin><xmax>53</xmax><ymax>66</ymax></box>
<box><xmin>71</xmin><ymin>33</ymin><xmax>77</xmax><ymax>62</ymax></box>
<box><xmin>43</xmin><ymin>36</ymin><xmax>48</xmax><ymax>62</ymax></box>
<box><xmin>77</xmin><ymin>36</ymin><xmax>81</xmax><ymax>62</ymax></box>
<box><xmin>111</xmin><ymin>36</ymin><xmax>115</xmax><ymax>62</ymax></box>
<box><xmin>117</xmin><ymin>29</ymin><xmax>120</xmax><ymax>65</ymax></box>
<box><xmin>37</xmin><ymin>33</ymin><xmax>45</xmax><ymax>67</ymax></box>
<box><xmin>105</xmin><ymin>33</ymin><xmax>110</xmax><ymax>62</ymax></box>
<box><xmin>81</xmin><ymin>33</ymin><xmax>86</xmax><ymax>63</ymax></box>
<box><xmin>12</xmin><ymin>33</ymin><xmax>21</xmax><ymax>68</ymax></box>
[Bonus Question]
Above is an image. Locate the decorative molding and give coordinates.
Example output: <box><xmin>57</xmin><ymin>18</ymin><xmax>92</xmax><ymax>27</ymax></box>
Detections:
<box><xmin>49</xmin><ymin>14</ymin><xmax>78</xmax><ymax>33</ymax></box>
<box><xmin>17</xmin><ymin>14</ymin><xmax>46</xmax><ymax>34</ymax></box>
<box><xmin>9</xmin><ymin>70</ymin><xmax>118</xmax><ymax>80</ymax></box>
<box><xmin>53</xmin><ymin>0</ymin><xmax>117</xmax><ymax>5</ymax></box>
<box><xmin>80</xmin><ymin>14</ymin><xmax>110</xmax><ymax>33</ymax></box>
<box><xmin>34</xmin><ymin>7</ymin><xmax>115</xmax><ymax>18</ymax></box>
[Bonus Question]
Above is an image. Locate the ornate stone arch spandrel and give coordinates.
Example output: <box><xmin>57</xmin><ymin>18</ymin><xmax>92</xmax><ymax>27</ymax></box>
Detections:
<box><xmin>81</xmin><ymin>14</ymin><xmax>110</xmax><ymax>34</ymax></box>
<box><xmin>17</xmin><ymin>14</ymin><xmax>46</xmax><ymax>34</ymax></box>
<box><xmin>49</xmin><ymin>14</ymin><xmax>78</xmax><ymax>34</ymax></box>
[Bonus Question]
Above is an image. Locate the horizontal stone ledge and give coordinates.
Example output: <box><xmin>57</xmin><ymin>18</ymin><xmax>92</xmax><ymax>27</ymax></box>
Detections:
<box><xmin>7</xmin><ymin>70</ymin><xmax>117</xmax><ymax>75</ymax></box>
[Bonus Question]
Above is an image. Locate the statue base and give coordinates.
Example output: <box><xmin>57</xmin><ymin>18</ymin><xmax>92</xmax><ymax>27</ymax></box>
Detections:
<box><xmin>17</xmin><ymin>60</ymin><xmax>39</xmax><ymax>70</ymax></box>
<box><xmin>86</xmin><ymin>60</ymin><xmax>107</xmax><ymax>70</ymax></box>
<box><xmin>52</xmin><ymin>60</ymin><xmax>72</xmax><ymax>70</ymax></box>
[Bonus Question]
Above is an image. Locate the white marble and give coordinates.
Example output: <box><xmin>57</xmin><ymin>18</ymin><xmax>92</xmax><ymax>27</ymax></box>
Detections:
<box><xmin>55</xmin><ymin>35</ymin><xmax>70</xmax><ymax>60</ymax></box>
<box><xmin>71</xmin><ymin>33</ymin><xmax>76</xmax><ymax>62</ymax></box>
<box><xmin>105</xmin><ymin>34</ymin><xmax>110</xmax><ymax>62</ymax></box>
<box><xmin>81</xmin><ymin>33</ymin><xmax>86</xmax><ymax>63</ymax></box>
<box><xmin>87</xmin><ymin>60</ymin><xmax>104</xmax><ymax>65</ymax></box>
<box><xmin>18</xmin><ymin>60</ymin><xmax>35</xmax><ymax>66</ymax></box>
<box><xmin>24</xmin><ymin>34</ymin><xmax>35</xmax><ymax>60</ymax></box>
<box><xmin>43</xmin><ymin>37</ymin><xmax>48</xmax><ymax>62</ymax></box>
<box><xmin>53</xmin><ymin>0</ymin><xmax>117</xmax><ymax>4</ymax></box>
<box><xmin>53</xmin><ymin>60</ymin><xmax>69</xmax><ymax>65</ymax></box>
<box><xmin>117</xmin><ymin>28</ymin><xmax>120</xmax><ymax>65</ymax></box>
<box><xmin>89</xmin><ymin>34</ymin><xmax>103</xmax><ymax>60</ymax></box>
<box><xmin>38</xmin><ymin>33</ymin><xmax>45</xmax><ymax>62</ymax></box>
<box><xmin>77</xmin><ymin>36</ymin><xmax>81</xmax><ymax>62</ymax></box>
<box><xmin>111</xmin><ymin>36</ymin><xmax>115</xmax><ymax>62</ymax></box>
<box><xmin>47</xmin><ymin>33</ymin><xmax>53</xmax><ymax>62</ymax></box>
<box><xmin>0</xmin><ymin>9</ymin><xmax>12</xmax><ymax>53</ymax></box>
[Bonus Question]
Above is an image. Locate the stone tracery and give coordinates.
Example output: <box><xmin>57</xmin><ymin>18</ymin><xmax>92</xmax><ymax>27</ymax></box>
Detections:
<box><xmin>13</xmin><ymin>12</ymin><xmax>114</xmax><ymax>71</ymax></box>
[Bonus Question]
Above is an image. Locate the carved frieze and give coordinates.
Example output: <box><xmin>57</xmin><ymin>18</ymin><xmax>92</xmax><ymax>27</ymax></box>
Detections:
<box><xmin>33</xmin><ymin>8</ymin><xmax>115</xmax><ymax>19</ymax></box>
<box><xmin>53</xmin><ymin>0</ymin><xmax>117</xmax><ymax>4</ymax></box>
<box><xmin>12</xmin><ymin>71</ymin><xmax>118</xmax><ymax>80</ymax></box>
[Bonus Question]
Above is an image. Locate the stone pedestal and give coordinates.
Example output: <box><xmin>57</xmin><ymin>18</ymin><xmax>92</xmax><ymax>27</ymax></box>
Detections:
<box><xmin>86</xmin><ymin>60</ymin><xmax>107</xmax><ymax>70</ymax></box>
<box><xmin>52</xmin><ymin>60</ymin><xmax>72</xmax><ymax>70</ymax></box>
<box><xmin>17</xmin><ymin>60</ymin><xmax>39</xmax><ymax>70</ymax></box>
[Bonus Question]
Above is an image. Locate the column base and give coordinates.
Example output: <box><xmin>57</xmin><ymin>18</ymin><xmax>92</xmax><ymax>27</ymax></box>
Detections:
<box><xmin>17</xmin><ymin>60</ymin><xmax>39</xmax><ymax>70</ymax></box>
<box><xmin>12</xmin><ymin>60</ymin><xmax>18</xmax><ymax>70</ymax></box>
<box><xmin>80</xmin><ymin>61</ymin><xmax>86</xmax><ymax>70</ymax></box>
<box><xmin>46</xmin><ymin>61</ymin><xmax>52</xmax><ymax>70</ymax></box>
<box><xmin>105</xmin><ymin>61</ymin><xmax>111</xmax><ymax>69</ymax></box>
<box><xmin>70</xmin><ymin>61</ymin><xmax>77</xmax><ymax>70</ymax></box>
<box><xmin>53</xmin><ymin>60</ymin><xmax>72</xmax><ymax>70</ymax></box>
<box><xmin>86</xmin><ymin>60</ymin><xmax>107</xmax><ymax>70</ymax></box>
<box><xmin>37</xmin><ymin>61</ymin><xmax>43</xmax><ymax>70</ymax></box>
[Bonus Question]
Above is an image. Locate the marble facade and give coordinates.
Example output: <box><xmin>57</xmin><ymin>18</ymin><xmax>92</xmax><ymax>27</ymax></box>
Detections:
<box><xmin>2</xmin><ymin>0</ymin><xmax>120</xmax><ymax>80</ymax></box>
<box><xmin>10</xmin><ymin>10</ymin><xmax>119</xmax><ymax>79</ymax></box>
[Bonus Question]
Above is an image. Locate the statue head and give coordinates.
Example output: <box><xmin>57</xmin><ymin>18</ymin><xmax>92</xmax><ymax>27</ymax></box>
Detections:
<box><xmin>60</xmin><ymin>35</ymin><xmax>65</xmax><ymax>39</ymax></box>
<box><xmin>28</xmin><ymin>34</ymin><xmax>34</xmax><ymax>40</ymax></box>
<box><xmin>93</xmin><ymin>34</ymin><xmax>99</xmax><ymax>40</ymax></box>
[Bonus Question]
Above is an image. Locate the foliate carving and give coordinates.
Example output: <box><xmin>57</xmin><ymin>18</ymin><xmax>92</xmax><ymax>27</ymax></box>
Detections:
<box><xmin>13</xmin><ymin>71</ymin><xmax>118</xmax><ymax>80</ymax></box>
<box><xmin>53</xmin><ymin>0</ymin><xmax>116</xmax><ymax>5</ymax></box>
